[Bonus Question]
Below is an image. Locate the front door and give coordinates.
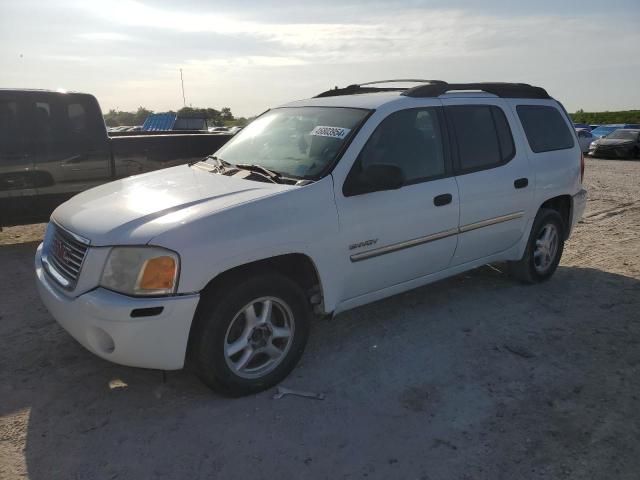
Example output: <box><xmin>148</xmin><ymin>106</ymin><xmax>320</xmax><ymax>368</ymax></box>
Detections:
<box><xmin>334</xmin><ymin>106</ymin><xmax>460</xmax><ymax>300</ymax></box>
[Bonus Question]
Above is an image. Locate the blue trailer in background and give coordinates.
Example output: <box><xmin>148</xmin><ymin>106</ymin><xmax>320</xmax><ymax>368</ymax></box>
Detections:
<box><xmin>142</xmin><ymin>113</ymin><xmax>207</xmax><ymax>131</ymax></box>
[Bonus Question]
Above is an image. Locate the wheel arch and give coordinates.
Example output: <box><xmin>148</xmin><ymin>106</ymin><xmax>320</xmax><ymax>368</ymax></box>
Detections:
<box><xmin>201</xmin><ymin>253</ymin><xmax>324</xmax><ymax>303</ymax></box>
<box><xmin>185</xmin><ymin>252</ymin><xmax>324</xmax><ymax>367</ymax></box>
<box><xmin>539</xmin><ymin>194</ymin><xmax>572</xmax><ymax>239</ymax></box>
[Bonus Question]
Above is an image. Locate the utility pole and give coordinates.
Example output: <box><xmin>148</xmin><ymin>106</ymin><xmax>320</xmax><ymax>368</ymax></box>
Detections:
<box><xmin>180</xmin><ymin>68</ymin><xmax>186</xmax><ymax>108</ymax></box>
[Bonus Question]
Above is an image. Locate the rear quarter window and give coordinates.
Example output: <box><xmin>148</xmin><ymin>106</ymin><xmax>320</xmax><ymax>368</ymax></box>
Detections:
<box><xmin>67</xmin><ymin>103</ymin><xmax>87</xmax><ymax>134</ymax></box>
<box><xmin>63</xmin><ymin>95</ymin><xmax>106</xmax><ymax>141</ymax></box>
<box><xmin>517</xmin><ymin>105</ymin><xmax>574</xmax><ymax>153</ymax></box>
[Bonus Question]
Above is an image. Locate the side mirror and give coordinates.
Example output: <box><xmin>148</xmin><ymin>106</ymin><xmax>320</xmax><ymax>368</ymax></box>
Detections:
<box><xmin>345</xmin><ymin>163</ymin><xmax>404</xmax><ymax>196</ymax></box>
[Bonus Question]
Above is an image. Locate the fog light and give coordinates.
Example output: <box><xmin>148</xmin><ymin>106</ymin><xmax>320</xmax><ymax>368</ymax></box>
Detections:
<box><xmin>87</xmin><ymin>326</ymin><xmax>115</xmax><ymax>354</ymax></box>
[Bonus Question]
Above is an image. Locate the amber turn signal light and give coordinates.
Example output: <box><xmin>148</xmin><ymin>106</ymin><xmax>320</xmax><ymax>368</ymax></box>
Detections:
<box><xmin>137</xmin><ymin>256</ymin><xmax>177</xmax><ymax>292</ymax></box>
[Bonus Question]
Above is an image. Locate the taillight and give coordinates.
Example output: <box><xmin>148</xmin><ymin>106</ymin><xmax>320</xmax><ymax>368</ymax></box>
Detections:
<box><xmin>580</xmin><ymin>152</ymin><xmax>585</xmax><ymax>183</ymax></box>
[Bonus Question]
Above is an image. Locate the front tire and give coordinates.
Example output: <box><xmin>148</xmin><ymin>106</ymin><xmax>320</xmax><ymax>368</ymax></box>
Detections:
<box><xmin>509</xmin><ymin>208</ymin><xmax>565</xmax><ymax>284</ymax></box>
<box><xmin>189</xmin><ymin>271</ymin><xmax>311</xmax><ymax>396</ymax></box>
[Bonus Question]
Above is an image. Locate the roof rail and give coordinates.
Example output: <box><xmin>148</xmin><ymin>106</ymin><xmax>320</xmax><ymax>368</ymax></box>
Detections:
<box><xmin>358</xmin><ymin>79</ymin><xmax>446</xmax><ymax>87</ymax></box>
<box><xmin>314</xmin><ymin>79</ymin><xmax>445</xmax><ymax>98</ymax></box>
<box><xmin>402</xmin><ymin>82</ymin><xmax>550</xmax><ymax>99</ymax></box>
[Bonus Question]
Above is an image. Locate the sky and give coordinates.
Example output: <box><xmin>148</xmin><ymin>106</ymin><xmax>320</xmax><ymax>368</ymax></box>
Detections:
<box><xmin>1</xmin><ymin>0</ymin><xmax>639</xmax><ymax>117</ymax></box>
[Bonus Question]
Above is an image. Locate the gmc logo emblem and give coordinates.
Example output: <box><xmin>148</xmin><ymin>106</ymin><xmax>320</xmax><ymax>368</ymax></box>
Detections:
<box><xmin>52</xmin><ymin>238</ymin><xmax>70</xmax><ymax>263</ymax></box>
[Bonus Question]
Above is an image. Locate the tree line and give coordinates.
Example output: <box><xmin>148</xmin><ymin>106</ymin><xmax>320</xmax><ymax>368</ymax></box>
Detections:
<box><xmin>104</xmin><ymin>106</ymin><xmax>640</xmax><ymax>128</ymax></box>
<box><xmin>570</xmin><ymin>109</ymin><xmax>640</xmax><ymax>125</ymax></box>
<box><xmin>103</xmin><ymin>106</ymin><xmax>251</xmax><ymax>127</ymax></box>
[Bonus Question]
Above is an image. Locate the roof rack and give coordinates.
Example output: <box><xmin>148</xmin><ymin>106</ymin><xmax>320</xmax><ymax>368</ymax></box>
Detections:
<box><xmin>402</xmin><ymin>82</ymin><xmax>550</xmax><ymax>99</ymax></box>
<box><xmin>358</xmin><ymin>79</ymin><xmax>446</xmax><ymax>87</ymax></box>
<box><xmin>314</xmin><ymin>80</ymin><xmax>550</xmax><ymax>99</ymax></box>
<box><xmin>314</xmin><ymin>79</ymin><xmax>445</xmax><ymax>98</ymax></box>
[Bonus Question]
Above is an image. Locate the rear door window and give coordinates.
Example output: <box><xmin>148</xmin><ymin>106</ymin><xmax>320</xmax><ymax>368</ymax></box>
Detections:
<box><xmin>447</xmin><ymin>105</ymin><xmax>515</xmax><ymax>173</ymax></box>
<box><xmin>516</xmin><ymin>105</ymin><xmax>574</xmax><ymax>152</ymax></box>
<box><xmin>61</xmin><ymin>98</ymin><xmax>100</xmax><ymax>141</ymax></box>
<box><xmin>67</xmin><ymin>103</ymin><xmax>87</xmax><ymax>135</ymax></box>
<box><xmin>34</xmin><ymin>101</ymin><xmax>55</xmax><ymax>141</ymax></box>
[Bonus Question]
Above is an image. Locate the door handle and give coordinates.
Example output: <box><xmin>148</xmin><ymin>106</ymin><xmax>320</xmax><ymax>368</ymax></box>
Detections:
<box><xmin>433</xmin><ymin>193</ymin><xmax>452</xmax><ymax>206</ymax></box>
<box><xmin>514</xmin><ymin>178</ymin><xmax>528</xmax><ymax>189</ymax></box>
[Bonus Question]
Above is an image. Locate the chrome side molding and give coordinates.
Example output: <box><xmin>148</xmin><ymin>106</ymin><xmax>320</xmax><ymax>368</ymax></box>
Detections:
<box><xmin>350</xmin><ymin>228</ymin><xmax>458</xmax><ymax>262</ymax></box>
<box><xmin>350</xmin><ymin>211</ymin><xmax>524</xmax><ymax>262</ymax></box>
<box><xmin>458</xmin><ymin>211</ymin><xmax>524</xmax><ymax>234</ymax></box>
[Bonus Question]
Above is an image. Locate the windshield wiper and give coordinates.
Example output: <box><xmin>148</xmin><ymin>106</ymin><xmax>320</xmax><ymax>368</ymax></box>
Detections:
<box><xmin>209</xmin><ymin>155</ymin><xmax>232</xmax><ymax>170</ymax></box>
<box><xmin>190</xmin><ymin>155</ymin><xmax>231</xmax><ymax>170</ymax></box>
<box><xmin>233</xmin><ymin>163</ymin><xmax>283</xmax><ymax>183</ymax></box>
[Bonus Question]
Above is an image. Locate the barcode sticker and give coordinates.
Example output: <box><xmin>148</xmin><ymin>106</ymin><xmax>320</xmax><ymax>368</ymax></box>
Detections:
<box><xmin>310</xmin><ymin>126</ymin><xmax>351</xmax><ymax>139</ymax></box>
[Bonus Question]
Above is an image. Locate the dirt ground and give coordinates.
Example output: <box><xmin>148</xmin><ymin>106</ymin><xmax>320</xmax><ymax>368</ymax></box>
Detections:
<box><xmin>1</xmin><ymin>158</ymin><xmax>639</xmax><ymax>480</ymax></box>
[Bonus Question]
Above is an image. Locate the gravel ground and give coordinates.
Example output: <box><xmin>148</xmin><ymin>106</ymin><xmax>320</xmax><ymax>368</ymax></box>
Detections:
<box><xmin>1</xmin><ymin>158</ymin><xmax>639</xmax><ymax>480</ymax></box>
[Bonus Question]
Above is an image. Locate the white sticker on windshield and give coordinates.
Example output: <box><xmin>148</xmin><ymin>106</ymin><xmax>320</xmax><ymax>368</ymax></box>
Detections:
<box><xmin>310</xmin><ymin>125</ymin><xmax>351</xmax><ymax>139</ymax></box>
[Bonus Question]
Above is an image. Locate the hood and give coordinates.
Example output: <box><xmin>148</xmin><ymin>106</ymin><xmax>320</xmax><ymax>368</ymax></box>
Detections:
<box><xmin>52</xmin><ymin>165</ymin><xmax>293</xmax><ymax>246</ymax></box>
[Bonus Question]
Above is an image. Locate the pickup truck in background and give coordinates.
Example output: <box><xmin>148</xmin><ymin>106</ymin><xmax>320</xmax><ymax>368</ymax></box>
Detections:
<box><xmin>0</xmin><ymin>89</ymin><xmax>233</xmax><ymax>227</ymax></box>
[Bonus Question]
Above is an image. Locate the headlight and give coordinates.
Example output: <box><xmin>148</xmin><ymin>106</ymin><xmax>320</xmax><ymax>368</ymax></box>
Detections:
<box><xmin>100</xmin><ymin>246</ymin><xmax>179</xmax><ymax>296</ymax></box>
<box><xmin>589</xmin><ymin>142</ymin><xmax>597</xmax><ymax>148</ymax></box>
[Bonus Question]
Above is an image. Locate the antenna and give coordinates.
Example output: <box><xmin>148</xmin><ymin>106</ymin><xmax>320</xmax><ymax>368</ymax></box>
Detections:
<box><xmin>180</xmin><ymin>68</ymin><xmax>186</xmax><ymax>107</ymax></box>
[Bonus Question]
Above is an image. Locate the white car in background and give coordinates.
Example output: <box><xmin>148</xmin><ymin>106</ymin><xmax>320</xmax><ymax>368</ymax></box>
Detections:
<box><xmin>35</xmin><ymin>80</ymin><xmax>587</xmax><ymax>395</ymax></box>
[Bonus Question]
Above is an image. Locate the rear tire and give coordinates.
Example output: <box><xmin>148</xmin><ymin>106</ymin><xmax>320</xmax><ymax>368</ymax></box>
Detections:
<box><xmin>189</xmin><ymin>270</ymin><xmax>311</xmax><ymax>396</ymax></box>
<box><xmin>508</xmin><ymin>208</ymin><xmax>565</xmax><ymax>284</ymax></box>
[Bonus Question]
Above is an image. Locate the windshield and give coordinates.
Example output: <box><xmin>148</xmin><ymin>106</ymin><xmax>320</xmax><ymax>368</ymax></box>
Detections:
<box><xmin>210</xmin><ymin>107</ymin><xmax>369</xmax><ymax>179</ymax></box>
<box><xmin>607</xmin><ymin>129</ymin><xmax>638</xmax><ymax>140</ymax></box>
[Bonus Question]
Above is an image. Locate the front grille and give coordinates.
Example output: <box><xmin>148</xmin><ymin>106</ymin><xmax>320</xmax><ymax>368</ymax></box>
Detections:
<box><xmin>43</xmin><ymin>223</ymin><xmax>90</xmax><ymax>289</ymax></box>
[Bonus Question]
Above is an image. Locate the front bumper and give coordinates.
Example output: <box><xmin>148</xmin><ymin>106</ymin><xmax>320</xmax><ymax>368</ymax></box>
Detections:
<box><xmin>35</xmin><ymin>244</ymin><xmax>200</xmax><ymax>370</ymax></box>
<box><xmin>589</xmin><ymin>146</ymin><xmax>634</xmax><ymax>158</ymax></box>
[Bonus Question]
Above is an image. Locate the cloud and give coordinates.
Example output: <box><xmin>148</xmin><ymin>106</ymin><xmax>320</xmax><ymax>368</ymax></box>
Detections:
<box><xmin>75</xmin><ymin>32</ymin><xmax>133</xmax><ymax>42</ymax></box>
<box><xmin>2</xmin><ymin>0</ymin><xmax>639</xmax><ymax>115</ymax></box>
<box><xmin>185</xmin><ymin>56</ymin><xmax>308</xmax><ymax>68</ymax></box>
<box><xmin>77</xmin><ymin>1</ymin><xmax>639</xmax><ymax>66</ymax></box>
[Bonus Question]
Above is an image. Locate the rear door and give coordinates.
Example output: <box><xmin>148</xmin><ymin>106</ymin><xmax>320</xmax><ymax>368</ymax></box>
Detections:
<box><xmin>0</xmin><ymin>93</ymin><xmax>38</xmax><ymax>226</ymax></box>
<box><xmin>441</xmin><ymin>98</ymin><xmax>533</xmax><ymax>265</ymax></box>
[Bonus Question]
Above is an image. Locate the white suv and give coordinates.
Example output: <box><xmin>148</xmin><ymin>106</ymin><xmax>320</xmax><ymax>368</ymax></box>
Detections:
<box><xmin>35</xmin><ymin>80</ymin><xmax>587</xmax><ymax>395</ymax></box>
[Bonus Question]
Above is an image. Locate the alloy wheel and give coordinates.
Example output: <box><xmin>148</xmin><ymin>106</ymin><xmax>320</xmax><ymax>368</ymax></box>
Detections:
<box><xmin>223</xmin><ymin>296</ymin><xmax>295</xmax><ymax>379</ymax></box>
<box><xmin>533</xmin><ymin>223</ymin><xmax>559</xmax><ymax>273</ymax></box>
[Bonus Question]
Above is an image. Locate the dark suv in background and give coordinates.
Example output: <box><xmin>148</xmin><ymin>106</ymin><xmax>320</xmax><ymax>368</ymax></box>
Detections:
<box><xmin>0</xmin><ymin>89</ymin><xmax>231</xmax><ymax>227</ymax></box>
